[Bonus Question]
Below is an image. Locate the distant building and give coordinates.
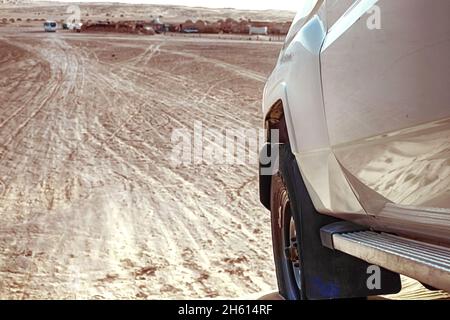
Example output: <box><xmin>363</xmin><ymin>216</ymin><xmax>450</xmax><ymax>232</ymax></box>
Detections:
<box><xmin>249</xmin><ymin>26</ymin><xmax>268</xmax><ymax>35</ymax></box>
<box><xmin>180</xmin><ymin>19</ymin><xmax>195</xmax><ymax>32</ymax></box>
<box><xmin>150</xmin><ymin>16</ymin><xmax>165</xmax><ymax>33</ymax></box>
<box><xmin>194</xmin><ymin>20</ymin><xmax>207</xmax><ymax>32</ymax></box>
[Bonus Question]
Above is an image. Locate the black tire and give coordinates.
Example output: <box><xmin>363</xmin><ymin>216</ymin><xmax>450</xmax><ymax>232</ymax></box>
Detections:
<box><xmin>270</xmin><ymin>172</ymin><xmax>303</xmax><ymax>300</ymax></box>
<box><xmin>270</xmin><ymin>144</ymin><xmax>341</xmax><ymax>300</ymax></box>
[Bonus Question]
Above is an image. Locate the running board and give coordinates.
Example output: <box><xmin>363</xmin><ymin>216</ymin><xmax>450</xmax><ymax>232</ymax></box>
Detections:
<box><xmin>321</xmin><ymin>222</ymin><xmax>450</xmax><ymax>293</ymax></box>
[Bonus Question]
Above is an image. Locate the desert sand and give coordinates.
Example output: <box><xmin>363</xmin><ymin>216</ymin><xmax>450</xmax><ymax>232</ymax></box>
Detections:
<box><xmin>0</xmin><ymin>24</ymin><xmax>282</xmax><ymax>299</ymax></box>
<box><xmin>0</xmin><ymin>1</ymin><xmax>295</xmax><ymax>23</ymax></box>
<box><xmin>0</xmin><ymin>2</ymin><xmax>448</xmax><ymax>300</ymax></box>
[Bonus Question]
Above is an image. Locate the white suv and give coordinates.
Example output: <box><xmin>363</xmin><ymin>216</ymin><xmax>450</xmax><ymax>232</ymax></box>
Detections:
<box><xmin>260</xmin><ymin>0</ymin><xmax>450</xmax><ymax>300</ymax></box>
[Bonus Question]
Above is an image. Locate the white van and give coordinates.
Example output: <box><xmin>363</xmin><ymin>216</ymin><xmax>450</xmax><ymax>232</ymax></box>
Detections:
<box><xmin>74</xmin><ymin>22</ymin><xmax>83</xmax><ymax>32</ymax></box>
<box><xmin>44</xmin><ymin>21</ymin><xmax>57</xmax><ymax>32</ymax></box>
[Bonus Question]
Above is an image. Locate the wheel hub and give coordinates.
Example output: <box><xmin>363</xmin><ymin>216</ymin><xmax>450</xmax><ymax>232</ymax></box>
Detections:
<box><xmin>285</xmin><ymin>219</ymin><xmax>300</xmax><ymax>267</ymax></box>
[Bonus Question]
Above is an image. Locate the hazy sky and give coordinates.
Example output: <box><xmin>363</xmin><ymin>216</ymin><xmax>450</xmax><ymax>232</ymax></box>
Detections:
<box><xmin>48</xmin><ymin>0</ymin><xmax>299</xmax><ymax>11</ymax></box>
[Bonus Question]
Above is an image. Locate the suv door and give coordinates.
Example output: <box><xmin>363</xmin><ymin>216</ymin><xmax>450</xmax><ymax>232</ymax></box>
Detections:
<box><xmin>321</xmin><ymin>0</ymin><xmax>450</xmax><ymax>242</ymax></box>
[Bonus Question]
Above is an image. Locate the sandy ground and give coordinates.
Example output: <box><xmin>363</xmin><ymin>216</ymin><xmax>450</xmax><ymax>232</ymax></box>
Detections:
<box><xmin>0</xmin><ymin>21</ymin><xmax>449</xmax><ymax>299</ymax></box>
<box><xmin>0</xmin><ymin>25</ymin><xmax>283</xmax><ymax>299</ymax></box>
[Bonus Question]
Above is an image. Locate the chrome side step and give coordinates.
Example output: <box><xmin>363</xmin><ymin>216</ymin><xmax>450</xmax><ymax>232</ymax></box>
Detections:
<box><xmin>321</xmin><ymin>223</ymin><xmax>450</xmax><ymax>293</ymax></box>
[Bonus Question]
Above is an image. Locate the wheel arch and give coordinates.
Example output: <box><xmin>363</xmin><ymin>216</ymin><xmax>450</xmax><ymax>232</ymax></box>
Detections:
<box><xmin>260</xmin><ymin>97</ymin><xmax>297</xmax><ymax>210</ymax></box>
<box><xmin>265</xmin><ymin>99</ymin><xmax>290</xmax><ymax>145</ymax></box>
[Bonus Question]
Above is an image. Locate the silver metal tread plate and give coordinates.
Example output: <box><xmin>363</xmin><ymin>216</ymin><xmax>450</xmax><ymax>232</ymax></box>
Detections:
<box><xmin>332</xmin><ymin>231</ymin><xmax>450</xmax><ymax>292</ymax></box>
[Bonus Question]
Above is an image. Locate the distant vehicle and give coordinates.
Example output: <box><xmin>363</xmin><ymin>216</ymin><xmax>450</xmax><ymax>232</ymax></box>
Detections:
<box><xmin>62</xmin><ymin>22</ymin><xmax>82</xmax><ymax>32</ymax></box>
<box><xmin>181</xmin><ymin>28</ymin><xmax>198</xmax><ymax>34</ymax></box>
<box><xmin>260</xmin><ymin>0</ymin><xmax>450</xmax><ymax>300</ymax></box>
<box><xmin>74</xmin><ymin>23</ymin><xmax>82</xmax><ymax>32</ymax></box>
<box><xmin>43</xmin><ymin>21</ymin><xmax>57</xmax><ymax>32</ymax></box>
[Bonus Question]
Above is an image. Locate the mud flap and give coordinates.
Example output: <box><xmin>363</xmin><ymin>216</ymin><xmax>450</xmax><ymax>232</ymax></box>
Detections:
<box><xmin>259</xmin><ymin>143</ymin><xmax>278</xmax><ymax>210</ymax></box>
<box><xmin>279</xmin><ymin>145</ymin><xmax>401</xmax><ymax>299</ymax></box>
